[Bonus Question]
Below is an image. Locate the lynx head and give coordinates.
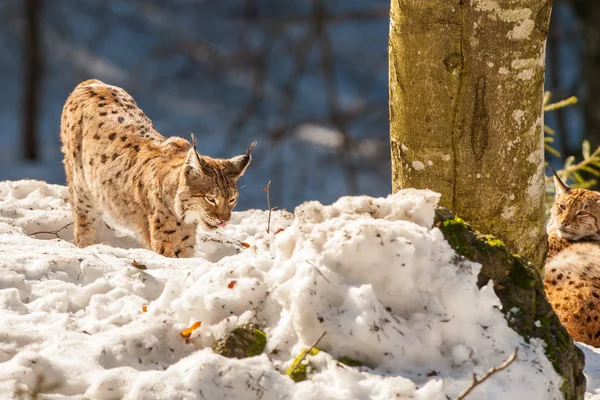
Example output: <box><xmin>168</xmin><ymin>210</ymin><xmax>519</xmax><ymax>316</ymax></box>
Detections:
<box><xmin>175</xmin><ymin>136</ymin><xmax>256</xmax><ymax>231</ymax></box>
<box><xmin>548</xmin><ymin>170</ymin><xmax>600</xmax><ymax>240</ymax></box>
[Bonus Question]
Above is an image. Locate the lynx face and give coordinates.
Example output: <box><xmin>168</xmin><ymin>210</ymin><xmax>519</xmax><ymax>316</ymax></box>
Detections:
<box><xmin>175</xmin><ymin>141</ymin><xmax>254</xmax><ymax>231</ymax></box>
<box><xmin>549</xmin><ymin>173</ymin><xmax>600</xmax><ymax>240</ymax></box>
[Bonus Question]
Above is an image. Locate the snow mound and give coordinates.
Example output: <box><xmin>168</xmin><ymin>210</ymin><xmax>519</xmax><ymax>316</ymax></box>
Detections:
<box><xmin>0</xmin><ymin>180</ymin><xmax>563</xmax><ymax>399</ymax></box>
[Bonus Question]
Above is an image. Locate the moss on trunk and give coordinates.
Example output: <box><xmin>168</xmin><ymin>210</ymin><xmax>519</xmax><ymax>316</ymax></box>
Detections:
<box><xmin>435</xmin><ymin>208</ymin><xmax>585</xmax><ymax>399</ymax></box>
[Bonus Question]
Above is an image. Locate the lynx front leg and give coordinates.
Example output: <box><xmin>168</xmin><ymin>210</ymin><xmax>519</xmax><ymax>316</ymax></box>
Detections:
<box><xmin>71</xmin><ymin>194</ymin><xmax>103</xmax><ymax>248</ymax></box>
<box><xmin>149</xmin><ymin>213</ymin><xmax>197</xmax><ymax>257</ymax></box>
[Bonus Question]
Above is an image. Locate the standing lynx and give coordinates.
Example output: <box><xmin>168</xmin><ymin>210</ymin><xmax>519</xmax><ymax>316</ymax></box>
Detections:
<box><xmin>544</xmin><ymin>171</ymin><xmax>600</xmax><ymax>346</ymax></box>
<box><xmin>60</xmin><ymin>79</ymin><xmax>255</xmax><ymax>258</ymax></box>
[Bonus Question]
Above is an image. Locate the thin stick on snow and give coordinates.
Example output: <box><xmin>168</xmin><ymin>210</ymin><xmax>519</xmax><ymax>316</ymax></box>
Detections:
<box><xmin>29</xmin><ymin>222</ymin><xmax>74</xmax><ymax>239</ymax></box>
<box><xmin>456</xmin><ymin>347</ymin><xmax>518</xmax><ymax>400</ymax></box>
<box><xmin>287</xmin><ymin>331</ymin><xmax>327</xmax><ymax>378</ymax></box>
<box><xmin>306</xmin><ymin>260</ymin><xmax>331</xmax><ymax>283</ymax></box>
<box><xmin>262</xmin><ymin>180</ymin><xmax>275</xmax><ymax>234</ymax></box>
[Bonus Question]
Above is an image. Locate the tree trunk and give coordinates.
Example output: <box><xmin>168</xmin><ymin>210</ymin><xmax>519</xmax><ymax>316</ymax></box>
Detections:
<box><xmin>22</xmin><ymin>0</ymin><xmax>42</xmax><ymax>161</ymax></box>
<box><xmin>389</xmin><ymin>0</ymin><xmax>552</xmax><ymax>267</ymax></box>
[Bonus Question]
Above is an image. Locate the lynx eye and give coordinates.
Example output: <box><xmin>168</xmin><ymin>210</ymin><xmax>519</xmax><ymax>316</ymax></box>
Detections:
<box><xmin>204</xmin><ymin>197</ymin><xmax>216</xmax><ymax>205</ymax></box>
<box><xmin>558</xmin><ymin>204</ymin><xmax>566</xmax><ymax>211</ymax></box>
<box><xmin>229</xmin><ymin>197</ymin><xmax>237</xmax><ymax>205</ymax></box>
<box><xmin>577</xmin><ymin>211</ymin><xmax>588</xmax><ymax>216</ymax></box>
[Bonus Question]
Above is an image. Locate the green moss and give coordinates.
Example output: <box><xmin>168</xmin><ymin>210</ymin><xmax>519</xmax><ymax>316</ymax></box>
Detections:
<box><xmin>286</xmin><ymin>348</ymin><xmax>321</xmax><ymax>383</ymax></box>
<box><xmin>484</xmin><ymin>235</ymin><xmax>505</xmax><ymax>248</ymax></box>
<box><xmin>535</xmin><ymin>315</ymin><xmax>573</xmax><ymax>372</ymax></box>
<box><xmin>246</xmin><ymin>329</ymin><xmax>267</xmax><ymax>357</ymax></box>
<box><xmin>441</xmin><ymin>216</ymin><xmax>467</xmax><ymax>231</ymax></box>
<box><xmin>439</xmin><ymin>217</ymin><xmax>473</xmax><ymax>257</ymax></box>
<box><xmin>454</xmin><ymin>246</ymin><xmax>474</xmax><ymax>258</ymax></box>
<box><xmin>337</xmin><ymin>356</ymin><xmax>364</xmax><ymax>367</ymax></box>
<box><xmin>212</xmin><ymin>324</ymin><xmax>266</xmax><ymax>359</ymax></box>
<box><xmin>434</xmin><ymin>207</ymin><xmax>585</xmax><ymax>399</ymax></box>
<box><xmin>507</xmin><ymin>258</ymin><xmax>534</xmax><ymax>290</ymax></box>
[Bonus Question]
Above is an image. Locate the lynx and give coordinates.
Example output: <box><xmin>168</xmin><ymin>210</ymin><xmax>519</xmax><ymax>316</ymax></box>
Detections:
<box><xmin>544</xmin><ymin>171</ymin><xmax>600</xmax><ymax>346</ymax></box>
<box><xmin>60</xmin><ymin>79</ymin><xmax>255</xmax><ymax>258</ymax></box>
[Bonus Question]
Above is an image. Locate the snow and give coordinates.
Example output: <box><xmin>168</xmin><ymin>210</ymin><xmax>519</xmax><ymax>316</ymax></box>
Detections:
<box><xmin>0</xmin><ymin>179</ymin><xmax>588</xmax><ymax>399</ymax></box>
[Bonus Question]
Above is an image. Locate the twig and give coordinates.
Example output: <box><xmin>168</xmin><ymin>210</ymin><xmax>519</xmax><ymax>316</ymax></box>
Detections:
<box><xmin>306</xmin><ymin>260</ymin><xmax>331</xmax><ymax>283</ymax></box>
<box><xmin>544</xmin><ymin>96</ymin><xmax>577</xmax><ymax>112</ymax></box>
<box><xmin>29</xmin><ymin>222</ymin><xmax>74</xmax><ymax>239</ymax></box>
<box><xmin>456</xmin><ymin>347</ymin><xmax>518</xmax><ymax>400</ymax></box>
<box><xmin>287</xmin><ymin>331</ymin><xmax>327</xmax><ymax>378</ymax></box>
<box><xmin>545</xmin><ymin>146</ymin><xmax>600</xmax><ymax>185</ymax></box>
<box><xmin>262</xmin><ymin>180</ymin><xmax>273</xmax><ymax>233</ymax></box>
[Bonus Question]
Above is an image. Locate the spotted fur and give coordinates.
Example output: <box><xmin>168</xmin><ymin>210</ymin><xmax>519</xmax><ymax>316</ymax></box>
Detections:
<box><xmin>544</xmin><ymin>171</ymin><xmax>600</xmax><ymax>346</ymax></box>
<box><xmin>60</xmin><ymin>79</ymin><xmax>255</xmax><ymax>257</ymax></box>
<box><xmin>545</xmin><ymin>243</ymin><xmax>600</xmax><ymax>346</ymax></box>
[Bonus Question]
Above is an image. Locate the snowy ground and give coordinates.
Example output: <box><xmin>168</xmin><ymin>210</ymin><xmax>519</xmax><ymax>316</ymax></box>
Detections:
<box><xmin>0</xmin><ymin>180</ymin><xmax>596</xmax><ymax>399</ymax></box>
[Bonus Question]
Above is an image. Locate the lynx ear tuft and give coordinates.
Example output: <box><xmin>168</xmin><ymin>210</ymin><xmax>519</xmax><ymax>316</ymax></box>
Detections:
<box><xmin>186</xmin><ymin>133</ymin><xmax>212</xmax><ymax>175</ymax></box>
<box><xmin>550</xmin><ymin>167</ymin><xmax>571</xmax><ymax>195</ymax></box>
<box><xmin>227</xmin><ymin>141</ymin><xmax>257</xmax><ymax>178</ymax></box>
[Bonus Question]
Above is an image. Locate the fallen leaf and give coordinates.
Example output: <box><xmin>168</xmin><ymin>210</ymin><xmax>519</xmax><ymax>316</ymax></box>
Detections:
<box><xmin>132</xmin><ymin>261</ymin><xmax>147</xmax><ymax>270</ymax></box>
<box><xmin>240</xmin><ymin>242</ymin><xmax>250</xmax><ymax>248</ymax></box>
<box><xmin>180</xmin><ymin>321</ymin><xmax>202</xmax><ymax>340</ymax></box>
<box><xmin>228</xmin><ymin>280</ymin><xmax>237</xmax><ymax>289</ymax></box>
<box><xmin>274</xmin><ymin>228</ymin><xmax>284</xmax><ymax>234</ymax></box>
<box><xmin>142</xmin><ymin>305</ymin><xmax>147</xmax><ymax>312</ymax></box>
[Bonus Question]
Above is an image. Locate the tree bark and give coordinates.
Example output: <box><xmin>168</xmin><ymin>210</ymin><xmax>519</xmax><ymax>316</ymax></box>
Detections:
<box><xmin>22</xmin><ymin>0</ymin><xmax>43</xmax><ymax>161</ymax></box>
<box><xmin>389</xmin><ymin>0</ymin><xmax>552</xmax><ymax>267</ymax></box>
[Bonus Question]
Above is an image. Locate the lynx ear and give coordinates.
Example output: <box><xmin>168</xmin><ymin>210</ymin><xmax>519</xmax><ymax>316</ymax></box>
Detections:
<box><xmin>550</xmin><ymin>167</ymin><xmax>571</xmax><ymax>195</ymax></box>
<box><xmin>186</xmin><ymin>133</ymin><xmax>212</xmax><ymax>175</ymax></box>
<box><xmin>226</xmin><ymin>141</ymin><xmax>257</xmax><ymax>178</ymax></box>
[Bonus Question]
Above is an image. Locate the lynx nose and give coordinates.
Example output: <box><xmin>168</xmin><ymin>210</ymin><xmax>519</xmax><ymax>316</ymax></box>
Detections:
<box><xmin>561</xmin><ymin>220</ymin><xmax>570</xmax><ymax>228</ymax></box>
<box><xmin>216</xmin><ymin>219</ymin><xmax>229</xmax><ymax>227</ymax></box>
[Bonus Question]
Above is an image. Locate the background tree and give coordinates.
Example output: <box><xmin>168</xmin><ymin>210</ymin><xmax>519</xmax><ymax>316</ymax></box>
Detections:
<box><xmin>569</xmin><ymin>0</ymin><xmax>600</xmax><ymax>152</ymax></box>
<box><xmin>389</xmin><ymin>1</ymin><xmax>552</xmax><ymax>267</ymax></box>
<box><xmin>22</xmin><ymin>0</ymin><xmax>43</xmax><ymax>161</ymax></box>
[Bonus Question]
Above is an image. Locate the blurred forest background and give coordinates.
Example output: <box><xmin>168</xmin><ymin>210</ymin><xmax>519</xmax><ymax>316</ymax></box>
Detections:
<box><xmin>0</xmin><ymin>0</ymin><xmax>593</xmax><ymax>210</ymax></box>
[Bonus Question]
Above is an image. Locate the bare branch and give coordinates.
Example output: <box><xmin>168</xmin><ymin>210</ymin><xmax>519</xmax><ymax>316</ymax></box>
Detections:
<box><xmin>456</xmin><ymin>348</ymin><xmax>518</xmax><ymax>400</ymax></box>
<box><xmin>306</xmin><ymin>260</ymin><xmax>331</xmax><ymax>284</ymax></box>
<box><xmin>262</xmin><ymin>180</ymin><xmax>273</xmax><ymax>233</ymax></box>
<box><xmin>287</xmin><ymin>331</ymin><xmax>327</xmax><ymax>378</ymax></box>
<box><xmin>29</xmin><ymin>222</ymin><xmax>74</xmax><ymax>239</ymax></box>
